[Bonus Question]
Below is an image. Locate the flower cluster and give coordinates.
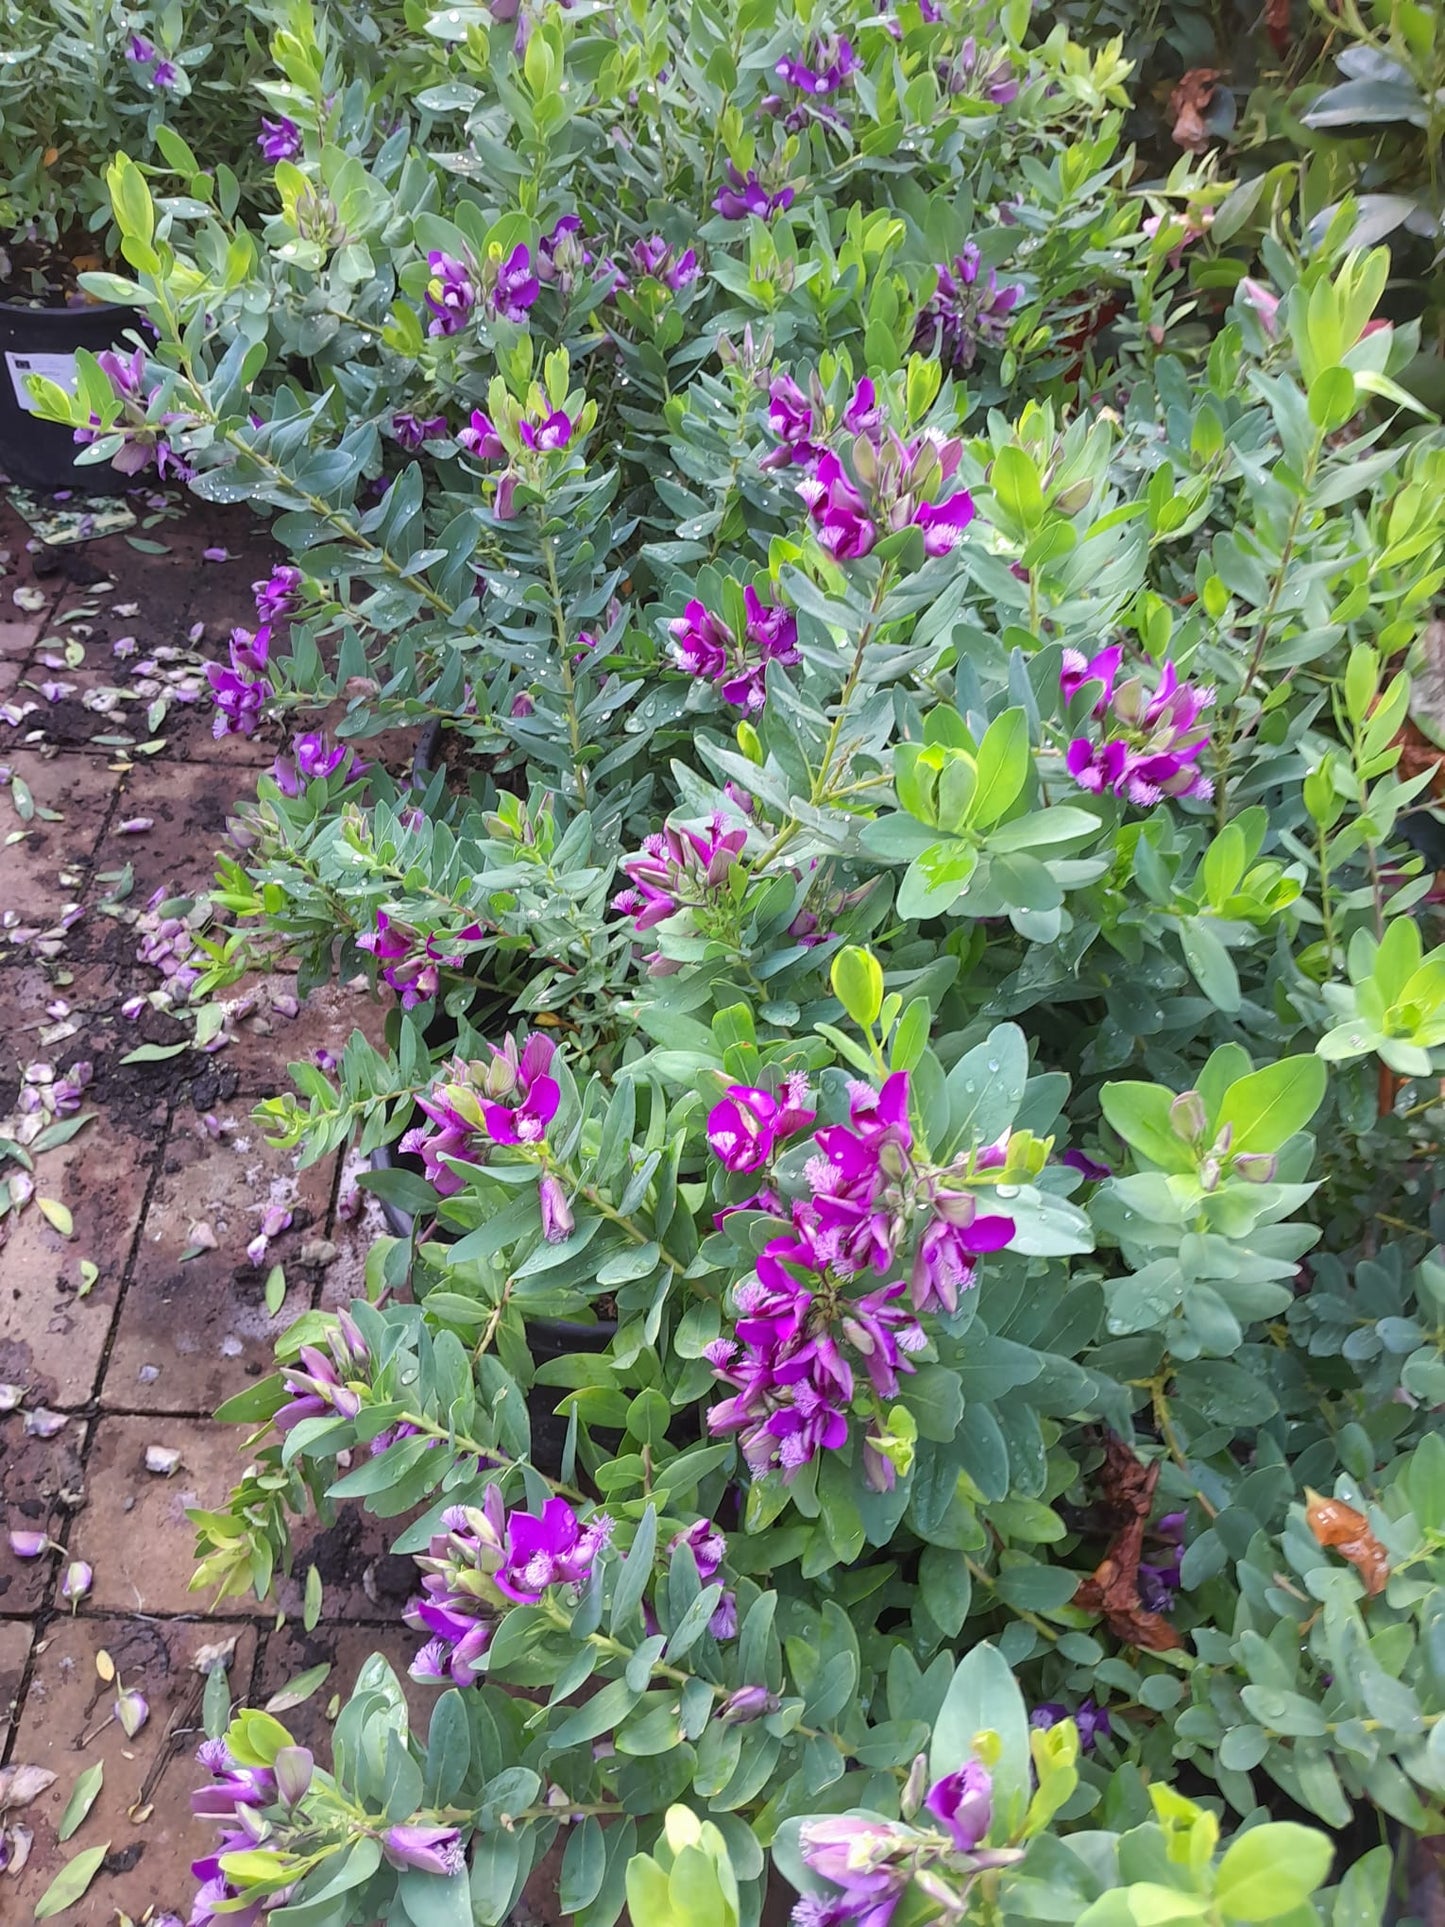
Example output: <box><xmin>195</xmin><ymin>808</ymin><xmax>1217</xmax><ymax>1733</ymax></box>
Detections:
<box><xmin>668</xmin><ymin>586</ymin><xmax>800</xmax><ymax>712</ymax></box>
<box><xmin>275</xmin><ymin>1310</ymin><xmax>369</xmax><ymax>1432</ymax></box>
<box><xmin>766</xmin><ymin>376</ymin><xmax>977</xmax><ymax>560</ymax></box>
<box><xmin>613</xmin><ymin>816</ymin><xmax>749</xmax><ymax>947</ymax></box>
<box><xmin>252</xmin><ymin>565</ymin><xmax>303</xmax><ymax>623</ymax></box>
<box><xmin>704</xmin><ymin>1071</ymin><xmax>1021</xmax><ymax>1482</ymax></box>
<box><xmin>623</xmin><ymin>235</ymin><xmax>699</xmax><ymax>291</ymax></box>
<box><xmin>713</xmin><ymin>163</ymin><xmax>796</xmax><ymax>221</ymax></box>
<box><xmin>795</xmin><ymin>1760</ymin><xmax>997</xmax><ymax>1927</ymax></box>
<box><xmin>206</xmin><ymin>623</ymin><xmax>271</xmax><ymax>739</ymax></box>
<box><xmin>424</xmin><ymin>243</ymin><xmax>539</xmax><ymax>336</ymax></box>
<box><xmin>1060</xmin><ymin>645</ymin><xmax>1215</xmax><ymax>806</ymax></box>
<box><xmin>913</xmin><ymin>243</ymin><xmax>1022</xmax><ymax>373</ymax></box>
<box><xmin>537</xmin><ymin>214</ymin><xmax>592</xmax><ymax>293</ymax></box>
<box><xmin>73</xmin><ymin>348</ymin><xmax>192</xmax><ymax>480</ymax></box>
<box><xmin>356</xmin><ymin>909</ymin><xmax>482</xmax><ymax>1009</ymax></box>
<box><xmin>776</xmin><ymin>34</ymin><xmax>859</xmax><ymax>96</ymax></box>
<box><xmin>392</xmin><ymin>411</ymin><xmax>448</xmax><ymax>449</ymax></box>
<box><xmin>671</xmin><ymin>1520</ymin><xmax>738</xmax><ymax>1639</ymax></box>
<box><xmin>940</xmin><ymin>36</ymin><xmax>1020</xmax><ymax>104</ymax></box>
<box><xmin>400</xmin><ymin>1034</ymin><xmax>560</xmax><ymax>1200</ymax></box>
<box><xmin>407</xmin><ymin>1492</ymin><xmax>612</xmax><ymax>1686</ymax></box>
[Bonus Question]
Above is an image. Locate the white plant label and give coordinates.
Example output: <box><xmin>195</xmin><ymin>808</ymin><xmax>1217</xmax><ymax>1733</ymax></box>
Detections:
<box><xmin>5</xmin><ymin>350</ymin><xmax>80</xmax><ymax>413</ymax></box>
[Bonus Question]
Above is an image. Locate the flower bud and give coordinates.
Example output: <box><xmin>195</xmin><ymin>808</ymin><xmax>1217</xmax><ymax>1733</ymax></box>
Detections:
<box><xmin>1169</xmin><ymin>1091</ymin><xmax>1207</xmax><ymax>1144</ymax></box>
<box><xmin>273</xmin><ymin>1746</ymin><xmax>314</xmax><ymax>1807</ymax></box>
<box><xmin>62</xmin><ymin>1560</ymin><xmax>92</xmax><ymax>1609</ymax></box>
<box><xmin>116</xmin><ymin>1689</ymin><xmax>149</xmax><ymax>1738</ymax></box>
<box><xmin>1232</xmin><ymin>1152</ymin><xmax>1277</xmax><ymax>1185</ymax></box>
<box><xmin>718</xmin><ymin>1685</ymin><xmax>778</xmax><ymax>1725</ymax></box>
<box><xmin>900</xmin><ymin>1752</ymin><xmax>929</xmax><ymax>1819</ymax></box>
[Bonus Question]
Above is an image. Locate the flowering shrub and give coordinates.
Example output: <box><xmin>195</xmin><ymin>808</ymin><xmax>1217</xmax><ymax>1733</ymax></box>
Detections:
<box><xmin>30</xmin><ymin>0</ymin><xmax>1445</xmax><ymax>1923</ymax></box>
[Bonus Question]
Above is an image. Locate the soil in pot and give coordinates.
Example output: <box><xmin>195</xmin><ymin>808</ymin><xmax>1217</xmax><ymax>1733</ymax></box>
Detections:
<box><xmin>0</xmin><ymin>234</ymin><xmax>140</xmax><ymax>493</ymax></box>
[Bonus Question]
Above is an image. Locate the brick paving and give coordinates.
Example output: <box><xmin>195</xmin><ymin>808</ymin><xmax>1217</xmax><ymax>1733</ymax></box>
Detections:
<box><xmin>0</xmin><ymin>493</ymin><xmax>417</xmax><ymax>1921</ymax></box>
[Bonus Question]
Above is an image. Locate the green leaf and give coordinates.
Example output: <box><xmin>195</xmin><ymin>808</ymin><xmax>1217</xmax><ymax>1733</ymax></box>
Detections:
<box><xmin>119</xmin><ymin>1041</ymin><xmax>189</xmax><ymax>1065</ymax></box>
<box><xmin>264</xmin><ymin>1265</ymin><xmax>287</xmax><ymax>1316</ymax></box>
<box><xmin>38</xmin><ymin>1197</ymin><xmax>74</xmax><ymax>1237</ymax></box>
<box><xmin>34</xmin><ymin>1842</ymin><xmax>110</xmax><ymax>1916</ymax></box>
<box><xmin>1180</xmin><ymin>919</ymin><xmax>1241</xmax><ymax>1012</ymax></box>
<box><xmin>550</xmin><ymin>1677</ymin><xmax>641</xmax><ymax>1749</ymax></box>
<box><xmin>1099</xmin><ymin>1083</ymin><xmax>1195</xmax><ymax>1172</ymax></box>
<box><xmin>1215</xmin><ymin>1823</ymin><xmax>1334</xmax><ymax>1921</ymax></box>
<box><xmin>1214</xmin><ymin>1057</ymin><xmax>1327</xmax><ymax>1153</ymax></box>
<box><xmin>57</xmin><ymin>1764</ymin><xmax>103</xmax><ymax>1841</ymax></box>
<box><xmin>265</xmin><ymin>1663</ymin><xmax>331</xmax><ymax>1713</ymax></box>
<box><xmin>970</xmin><ymin>709</ymin><xmax>1031</xmax><ymax>829</ymax></box>
<box><xmin>990</xmin><ymin>444</ymin><xmax>1045</xmax><ymax>534</ymax></box>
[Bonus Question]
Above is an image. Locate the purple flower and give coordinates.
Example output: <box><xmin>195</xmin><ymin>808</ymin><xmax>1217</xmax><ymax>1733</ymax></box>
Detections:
<box><xmin>798</xmin><ymin>1816</ymin><xmax>911</xmax><ymax>1927</ymax></box>
<box><xmin>668</xmin><ymin>599</ymin><xmax>730</xmax><ymax>681</ymax></box>
<box><xmin>776</xmin><ymin>35</ymin><xmax>860</xmax><ymax>96</ymax></box>
<box><xmin>798</xmin><ymin>452</ymin><xmax>876</xmax><ymax>559</ymax></box>
<box><xmin>356</xmin><ymin>911</ymin><xmax>480</xmax><ymax>1011</ymax></box>
<box><xmin>126</xmin><ymin>32</ymin><xmax>155</xmax><ymax>60</ymax></box>
<box><xmin>479</xmin><ymin>1032</ymin><xmax>559</xmax><ymax>1145</ymax></box>
<box><xmin>257</xmin><ymin>116</ymin><xmax>301</xmax><ymax>161</ymax></box>
<box><xmin>713</xmin><ymin>164</ymin><xmax>796</xmax><ymax>222</ymax></box>
<box><xmin>1032</xmin><ymin>1698</ymin><xmax>1111</xmax><ymax>1751</ymax></box>
<box><xmin>909</xmin><ymin>1195</ymin><xmax>1015</xmax><ymax>1315</ymax></box>
<box><xmin>270</xmin><ymin>731</ymin><xmax>363</xmax><ymax>796</ymax></box>
<box><xmin>669</xmin><ymin>588</ymin><xmax>800</xmax><ymax>712</ymax></box>
<box><xmin>942</xmin><ymin>38</ymin><xmax>1019</xmax><ymax>105</ymax></box>
<box><xmin>707</xmin><ymin>1076</ymin><xmax>815</xmax><ymax>1173</ymax></box>
<box><xmin>393</xmin><ymin>411</ymin><xmax>448</xmax><ymax>449</ymax></box>
<box><xmin>253</xmin><ymin>564</ymin><xmax>302</xmax><ymax>622</ymax></box>
<box><xmin>1061</xmin><ymin>650</ymin><xmax>1215</xmax><ymax>806</ymax></box>
<box><xmin>537</xmin><ymin>215</ymin><xmax>592</xmax><ymax>292</ymax></box>
<box><xmin>8</xmin><ymin>1530</ymin><xmax>48</xmax><ymax>1558</ymax></box>
<box><xmin>151</xmin><ymin>59</ymin><xmax>177</xmax><ymax>87</ymax></box>
<box><xmin>518</xmin><ymin>408</ymin><xmax>573</xmax><ymax>452</ymax></box>
<box><xmin>914</xmin><ymin>244</ymin><xmax>1022</xmax><ymax>373</ymax></box>
<box><xmin>490</xmin><ymin>242</ymin><xmax>540</xmax><ymax>321</ymax></box>
<box><xmin>382</xmin><ymin>1825</ymin><xmax>465</xmax><ymax>1877</ymax></box>
<box><xmin>925</xmin><ymin>1762</ymin><xmax>992</xmax><ymax>1851</ymax></box>
<box><xmin>458</xmin><ymin>410</ymin><xmax>504</xmax><ymax>459</ymax></box>
<box><xmin>764</xmin><ymin>375</ymin><xmax>817</xmax><ymax>468</ymax></box>
<box><xmin>843</xmin><ymin>378</ymin><xmax>881</xmax><ymax>434</ymax></box>
<box><xmin>719</xmin><ymin>1685</ymin><xmax>779</xmax><ymax>1723</ymax></box>
<box><xmin>1061</xmin><ymin>1147</ymin><xmax>1111</xmax><ymax>1182</ymax></box>
<box><xmin>205</xmin><ymin>625</ymin><xmax>271</xmax><ymax>739</ymax></box>
<box><xmin>425</xmin><ymin>251</ymin><xmax>477</xmax><ymax>336</ymax></box>
<box><xmin>671</xmin><ymin>1519</ymin><xmax>727</xmax><ymax>1581</ymax></box>
<box><xmin>626</xmin><ymin>236</ymin><xmax>699</xmax><ymax>291</ymax></box>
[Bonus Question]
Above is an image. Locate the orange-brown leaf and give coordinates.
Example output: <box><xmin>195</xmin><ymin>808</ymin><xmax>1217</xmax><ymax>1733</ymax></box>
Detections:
<box><xmin>1305</xmin><ymin>1490</ymin><xmax>1389</xmax><ymax>1595</ymax></box>
<box><xmin>1265</xmin><ymin>0</ymin><xmax>1291</xmax><ymax>57</ymax></box>
<box><xmin>1168</xmin><ymin>69</ymin><xmax>1223</xmax><ymax>153</ymax></box>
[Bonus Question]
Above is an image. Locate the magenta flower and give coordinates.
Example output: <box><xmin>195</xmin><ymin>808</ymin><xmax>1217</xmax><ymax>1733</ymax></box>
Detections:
<box><xmin>612</xmin><ymin>818</ymin><xmax>749</xmax><ymax>935</ymax></box>
<box><xmin>425</xmin><ymin>251</ymin><xmax>477</xmax><ymax>336</ymax></box>
<box><xmin>518</xmin><ymin>408</ymin><xmax>573</xmax><ymax>452</ymax></box>
<box><xmin>913</xmin><ymin>490</ymin><xmax>976</xmax><ymax>556</ymax></box>
<box><xmin>383</xmin><ymin>1825</ymin><xmax>465</xmax><ymax>1877</ymax></box>
<box><xmin>798</xmin><ymin>1815</ymin><xmax>912</xmax><ymax>1922</ymax></box>
<box><xmin>356</xmin><ymin>911</ymin><xmax>481</xmax><ymax>1010</ymax></box>
<box><xmin>476</xmin><ymin>1032</ymin><xmax>560</xmax><ymax>1145</ymax></box>
<box><xmin>257</xmin><ymin>116</ymin><xmax>301</xmax><ymax>161</ymax></box>
<box><xmin>713</xmin><ymin>164</ymin><xmax>796</xmax><ymax>221</ymax></box>
<box><xmin>206</xmin><ymin>625</ymin><xmax>271</xmax><ymax>739</ymax></box>
<box><xmin>151</xmin><ymin>59</ymin><xmax>177</xmax><ymax>87</ymax></box>
<box><xmin>671</xmin><ymin>1518</ymin><xmax>727</xmax><ymax>1580</ymax></box>
<box><xmin>270</xmin><ymin>731</ymin><xmax>364</xmax><ymax>796</ymax></box>
<box><xmin>458</xmin><ymin>410</ymin><xmax>504</xmax><ymax>459</ymax></box>
<box><xmin>798</xmin><ymin>452</ymin><xmax>876</xmax><ymax>558</ymax></box>
<box><xmin>914</xmin><ymin>243</ymin><xmax>1022</xmax><ymax>373</ymax></box>
<box><xmin>843</xmin><ymin>377</ymin><xmax>881</xmax><ymax>434</ymax></box>
<box><xmin>496</xmin><ymin>1496</ymin><xmax>613</xmax><ymax>1601</ymax></box>
<box><xmin>707</xmin><ymin>1075</ymin><xmax>815</xmax><ymax>1173</ymax></box>
<box><xmin>909</xmin><ymin>1195</ymin><xmax>1015</xmax><ymax>1314</ymax></box>
<box><xmin>925</xmin><ymin>1761</ymin><xmax>993</xmax><ymax>1851</ymax></box>
<box><xmin>763</xmin><ymin>374</ymin><xmax>817</xmax><ymax>469</ymax></box>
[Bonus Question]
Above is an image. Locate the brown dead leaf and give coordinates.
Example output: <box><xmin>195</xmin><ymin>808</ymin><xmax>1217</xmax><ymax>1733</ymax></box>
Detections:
<box><xmin>1265</xmin><ymin>0</ymin><xmax>1291</xmax><ymax>57</ymax></box>
<box><xmin>1072</xmin><ymin>1437</ymin><xmax>1185</xmax><ymax>1652</ymax></box>
<box><xmin>1305</xmin><ymin>1489</ymin><xmax>1389</xmax><ymax>1595</ymax></box>
<box><xmin>1169</xmin><ymin>68</ymin><xmax>1223</xmax><ymax>152</ymax></box>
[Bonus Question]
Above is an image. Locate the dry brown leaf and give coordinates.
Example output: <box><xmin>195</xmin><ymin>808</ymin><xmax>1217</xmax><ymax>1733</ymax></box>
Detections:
<box><xmin>1169</xmin><ymin>68</ymin><xmax>1223</xmax><ymax>152</ymax></box>
<box><xmin>1265</xmin><ymin>0</ymin><xmax>1291</xmax><ymax>56</ymax></box>
<box><xmin>1305</xmin><ymin>1489</ymin><xmax>1389</xmax><ymax>1595</ymax></box>
<box><xmin>1072</xmin><ymin>1436</ymin><xmax>1185</xmax><ymax>1653</ymax></box>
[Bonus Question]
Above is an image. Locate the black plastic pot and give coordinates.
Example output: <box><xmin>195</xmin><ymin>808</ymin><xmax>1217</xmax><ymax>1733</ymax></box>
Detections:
<box><xmin>0</xmin><ymin>298</ymin><xmax>140</xmax><ymax>492</ymax></box>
